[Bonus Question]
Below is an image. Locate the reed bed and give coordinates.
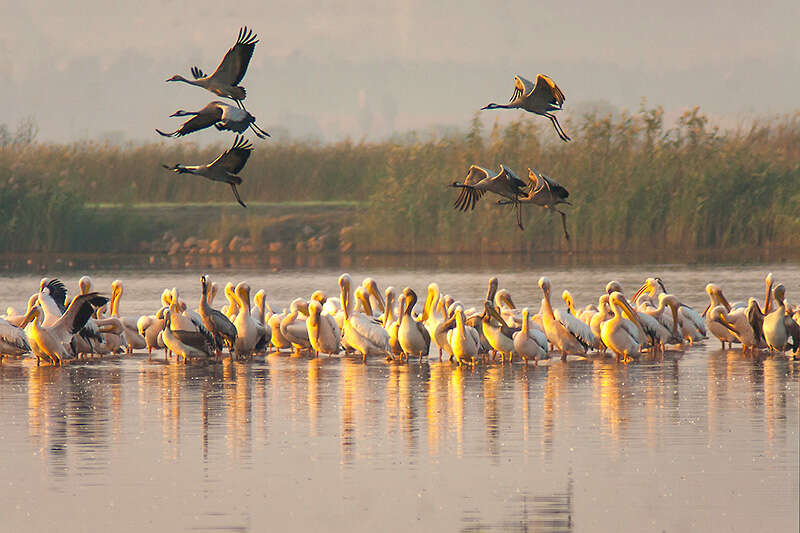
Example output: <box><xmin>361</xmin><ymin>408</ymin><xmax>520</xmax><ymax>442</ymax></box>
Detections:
<box><xmin>1</xmin><ymin>106</ymin><xmax>798</xmax><ymax>253</ymax></box>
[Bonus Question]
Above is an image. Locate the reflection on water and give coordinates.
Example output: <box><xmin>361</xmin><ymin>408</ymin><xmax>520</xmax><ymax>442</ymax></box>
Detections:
<box><xmin>2</xmin><ymin>351</ymin><xmax>795</xmax><ymax>532</ymax></box>
<box><xmin>0</xmin><ymin>266</ymin><xmax>799</xmax><ymax>532</ymax></box>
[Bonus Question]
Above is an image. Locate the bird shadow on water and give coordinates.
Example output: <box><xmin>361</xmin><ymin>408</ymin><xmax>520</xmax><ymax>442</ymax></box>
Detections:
<box><xmin>460</xmin><ymin>473</ymin><xmax>573</xmax><ymax>532</ymax></box>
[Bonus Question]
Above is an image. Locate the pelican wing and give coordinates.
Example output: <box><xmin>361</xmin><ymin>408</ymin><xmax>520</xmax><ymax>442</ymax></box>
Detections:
<box><xmin>554</xmin><ymin>308</ymin><xmax>596</xmax><ymax>349</ymax></box>
<box><xmin>57</xmin><ymin>293</ymin><xmax>109</xmax><ymax>334</ymax></box>
<box><xmin>210</xmin><ymin>27</ymin><xmax>259</xmax><ymax>86</ymax></box>
<box><xmin>532</xmin><ymin>74</ymin><xmax>566</xmax><ymax>106</ymax></box>
<box><xmin>171</xmin><ymin>329</ymin><xmax>213</xmax><ymax>353</ymax></box>
<box><xmin>207</xmin><ymin>135</ymin><xmax>253</xmax><ymax>174</ymax></box>
<box><xmin>45</xmin><ymin>278</ymin><xmax>68</xmax><ymax>313</ymax></box>
<box><xmin>349</xmin><ymin>313</ymin><xmax>390</xmax><ymax>353</ymax></box>
<box><xmin>0</xmin><ymin>318</ymin><xmax>29</xmax><ymax>353</ymax></box>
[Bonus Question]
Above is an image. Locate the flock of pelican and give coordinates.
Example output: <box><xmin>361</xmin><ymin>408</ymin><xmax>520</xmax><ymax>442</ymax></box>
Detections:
<box><xmin>1</xmin><ymin>272</ymin><xmax>797</xmax><ymax>367</ymax></box>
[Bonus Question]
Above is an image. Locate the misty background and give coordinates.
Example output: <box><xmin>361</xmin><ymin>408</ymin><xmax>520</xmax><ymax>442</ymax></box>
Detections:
<box><xmin>2</xmin><ymin>0</ymin><xmax>798</xmax><ymax>144</ymax></box>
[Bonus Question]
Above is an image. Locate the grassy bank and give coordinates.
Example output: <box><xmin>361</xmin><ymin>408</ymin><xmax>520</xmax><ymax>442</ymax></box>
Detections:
<box><xmin>2</xmin><ymin>106</ymin><xmax>799</xmax><ymax>254</ymax></box>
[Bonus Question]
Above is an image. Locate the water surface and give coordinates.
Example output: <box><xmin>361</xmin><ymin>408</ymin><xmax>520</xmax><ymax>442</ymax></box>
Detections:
<box><xmin>0</xmin><ymin>265</ymin><xmax>797</xmax><ymax>532</ymax></box>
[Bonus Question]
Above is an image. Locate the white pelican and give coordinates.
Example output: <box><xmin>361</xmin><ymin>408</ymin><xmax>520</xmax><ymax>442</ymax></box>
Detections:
<box><xmin>601</xmin><ymin>292</ymin><xmax>645</xmax><ymax>363</ymax></box>
<box><xmin>703</xmin><ymin>284</ymin><xmax>738</xmax><ymax>348</ymax></box>
<box><xmin>27</xmin><ymin>293</ymin><xmax>109</xmax><ymax>365</ymax></box>
<box><xmin>764</xmin><ymin>284</ymin><xmax>800</xmax><ymax>357</ymax></box>
<box><xmin>450</xmin><ymin>307</ymin><xmax>480</xmax><ymax>365</ymax></box>
<box><xmin>397</xmin><ymin>288</ymin><xmax>431</xmax><ymax>362</ymax></box>
<box><xmin>232</xmin><ymin>282</ymin><xmax>259</xmax><ymax>357</ymax></box>
<box><xmin>513</xmin><ymin>308</ymin><xmax>548</xmax><ymax>364</ymax></box>
<box><xmin>3</xmin><ymin>294</ymin><xmax>39</xmax><ymax>327</ymax></box>
<box><xmin>433</xmin><ymin>306</ymin><xmax>457</xmax><ymax>361</ymax></box>
<box><xmin>589</xmin><ymin>295</ymin><xmax>611</xmax><ymax>350</ymax></box>
<box><xmin>222</xmin><ymin>282</ymin><xmax>239</xmax><ymax>320</ymax></box>
<box><xmin>280</xmin><ymin>299</ymin><xmax>312</xmax><ymax>354</ymax></box>
<box><xmin>539</xmin><ymin>277</ymin><xmax>595</xmax><ymax>358</ymax></box>
<box><xmin>707</xmin><ymin>305</ymin><xmax>757</xmax><ymax>354</ymax></box>
<box><xmin>0</xmin><ymin>315</ymin><xmax>32</xmax><ymax>357</ymax></box>
<box><xmin>481</xmin><ymin>74</ymin><xmax>570</xmax><ymax>142</ymax></box>
<box><xmin>482</xmin><ymin>301</ymin><xmax>518</xmax><ymax>362</ymax></box>
<box><xmin>307</xmin><ymin>301</ymin><xmax>340</xmax><ymax>356</ymax></box>
<box><xmin>339</xmin><ymin>274</ymin><xmax>390</xmax><ymax>362</ymax></box>
<box><xmin>166</xmin><ymin>27</ymin><xmax>258</xmax><ymax>109</ymax></box>
<box><xmin>110</xmin><ymin>280</ymin><xmax>146</xmax><ymax>352</ymax></box>
<box><xmin>161</xmin><ymin>310</ymin><xmax>215</xmax><ymax>363</ymax></box>
<box><xmin>361</xmin><ymin>278</ymin><xmax>386</xmax><ymax>318</ymax></box>
<box><xmin>199</xmin><ymin>275</ymin><xmax>237</xmax><ymax>356</ymax></box>
<box><xmin>383</xmin><ymin>287</ymin><xmax>403</xmax><ymax>357</ymax></box>
<box><xmin>137</xmin><ymin>289</ymin><xmax>171</xmax><ymax>356</ymax></box>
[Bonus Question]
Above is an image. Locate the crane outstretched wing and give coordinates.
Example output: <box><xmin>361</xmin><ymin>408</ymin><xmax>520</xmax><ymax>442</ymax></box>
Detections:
<box><xmin>157</xmin><ymin>113</ymin><xmax>217</xmax><ymax>138</ymax></box>
<box><xmin>532</xmin><ymin>74</ymin><xmax>566</xmax><ymax>107</ymax></box>
<box><xmin>513</xmin><ymin>75</ymin><xmax>536</xmax><ymax>101</ymax></box>
<box><xmin>208</xmin><ymin>135</ymin><xmax>253</xmax><ymax>174</ymax></box>
<box><xmin>452</xmin><ymin>166</ymin><xmax>491</xmax><ymax>211</ymax></box>
<box><xmin>209</xmin><ymin>27</ymin><xmax>259</xmax><ymax>86</ymax></box>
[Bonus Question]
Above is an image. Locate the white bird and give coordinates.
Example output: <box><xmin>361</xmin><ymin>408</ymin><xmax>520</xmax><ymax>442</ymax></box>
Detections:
<box><xmin>339</xmin><ymin>274</ymin><xmax>390</xmax><ymax>362</ymax></box>
<box><xmin>0</xmin><ymin>315</ymin><xmax>32</xmax><ymax>357</ymax></box>
<box><xmin>513</xmin><ymin>308</ymin><xmax>548</xmax><ymax>363</ymax></box>
<box><xmin>703</xmin><ymin>284</ymin><xmax>738</xmax><ymax>348</ymax></box>
<box><xmin>449</xmin><ymin>307</ymin><xmax>480</xmax><ymax>365</ymax></box>
<box><xmin>481</xmin><ymin>300</ymin><xmax>518</xmax><ymax>362</ymax></box>
<box><xmin>707</xmin><ymin>305</ymin><xmax>757</xmax><ymax>354</ymax></box>
<box><xmin>539</xmin><ymin>277</ymin><xmax>595</xmax><ymax>358</ymax></box>
<box><xmin>280</xmin><ymin>299</ymin><xmax>312</xmax><ymax>354</ymax></box>
<box><xmin>307</xmin><ymin>301</ymin><xmax>340</xmax><ymax>356</ymax></box>
<box><xmin>110</xmin><ymin>280</ymin><xmax>146</xmax><ymax>352</ymax></box>
<box><xmin>763</xmin><ymin>284</ymin><xmax>800</xmax><ymax>357</ymax></box>
<box><xmin>601</xmin><ymin>292</ymin><xmax>645</xmax><ymax>363</ymax></box>
<box><xmin>232</xmin><ymin>282</ymin><xmax>260</xmax><ymax>358</ymax></box>
<box><xmin>397</xmin><ymin>288</ymin><xmax>431</xmax><ymax>362</ymax></box>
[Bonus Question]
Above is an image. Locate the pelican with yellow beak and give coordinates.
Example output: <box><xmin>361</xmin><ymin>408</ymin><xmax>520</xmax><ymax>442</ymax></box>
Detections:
<box><xmin>601</xmin><ymin>292</ymin><xmax>646</xmax><ymax>363</ymax></box>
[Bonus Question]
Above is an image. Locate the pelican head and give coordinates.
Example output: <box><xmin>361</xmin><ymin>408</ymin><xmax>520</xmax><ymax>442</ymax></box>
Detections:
<box><xmin>538</xmin><ymin>277</ymin><xmax>551</xmax><ymax>298</ymax></box>
<box><xmin>235</xmin><ymin>282</ymin><xmax>251</xmax><ymax>307</ymax></box>
<box><xmin>362</xmin><ymin>278</ymin><xmax>385</xmax><ymax>313</ymax></box>
<box><xmin>606</xmin><ymin>281</ymin><xmax>623</xmax><ymax>295</ymax></box>
<box><xmin>632</xmin><ymin>278</ymin><xmax>658</xmax><ymax>302</ymax></box>
<box><xmin>78</xmin><ymin>276</ymin><xmax>93</xmax><ymax>295</ymax></box>
<box><xmin>709</xmin><ymin>305</ymin><xmax>737</xmax><ymax>334</ymax></box>
<box><xmin>354</xmin><ymin>287</ymin><xmax>372</xmax><ymax>315</ymax></box>
<box><xmin>496</xmin><ymin>289</ymin><xmax>516</xmax><ymax>310</ymax></box>
<box><xmin>310</xmin><ymin>290</ymin><xmax>327</xmax><ymax>305</ymax></box>
<box><xmin>307</xmin><ymin>300</ymin><xmax>322</xmax><ymax>327</ymax></box>
<box><xmin>486</xmin><ymin>277</ymin><xmax>499</xmax><ymax>302</ymax></box>
<box><xmin>773</xmin><ymin>284</ymin><xmax>786</xmax><ymax>304</ymax></box>
<box><xmin>561</xmin><ymin>290</ymin><xmax>575</xmax><ymax>314</ymax></box>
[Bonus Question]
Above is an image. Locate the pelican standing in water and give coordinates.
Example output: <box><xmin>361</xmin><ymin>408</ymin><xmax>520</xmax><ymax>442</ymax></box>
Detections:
<box><xmin>539</xmin><ymin>277</ymin><xmax>595</xmax><ymax>359</ymax></box>
<box><xmin>397</xmin><ymin>288</ymin><xmax>431</xmax><ymax>362</ymax></box>
<box><xmin>601</xmin><ymin>292</ymin><xmax>646</xmax><ymax>363</ymax></box>
<box><xmin>450</xmin><ymin>307</ymin><xmax>479</xmax><ymax>366</ymax></box>
<box><xmin>481</xmin><ymin>74</ymin><xmax>570</xmax><ymax>141</ymax></box>
<box><xmin>513</xmin><ymin>308</ymin><xmax>548</xmax><ymax>364</ymax></box>
<box><xmin>166</xmin><ymin>27</ymin><xmax>259</xmax><ymax>110</ymax></box>
<box><xmin>306</xmin><ymin>301</ymin><xmax>340</xmax><ymax>356</ymax></box>
<box><xmin>339</xmin><ymin>274</ymin><xmax>390</xmax><ymax>362</ymax></box>
<box><xmin>763</xmin><ymin>284</ymin><xmax>800</xmax><ymax>357</ymax></box>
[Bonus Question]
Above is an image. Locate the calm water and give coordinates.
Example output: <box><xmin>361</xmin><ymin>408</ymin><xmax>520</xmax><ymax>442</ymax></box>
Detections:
<box><xmin>0</xmin><ymin>264</ymin><xmax>798</xmax><ymax>532</ymax></box>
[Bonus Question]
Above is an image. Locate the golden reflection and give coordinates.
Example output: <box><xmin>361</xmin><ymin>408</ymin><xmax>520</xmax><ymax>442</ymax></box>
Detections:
<box><xmin>448</xmin><ymin>365</ymin><xmax>465</xmax><ymax>458</ymax></box>
<box><xmin>224</xmin><ymin>361</ymin><xmax>251</xmax><ymax>459</ymax></box>
<box><xmin>763</xmin><ymin>359</ymin><xmax>787</xmax><ymax>446</ymax></box>
<box><xmin>706</xmin><ymin>351</ymin><xmax>727</xmax><ymax>440</ymax></box>
<box><xmin>110</xmin><ymin>369</ymin><xmax>123</xmax><ymax>443</ymax></box>
<box><xmin>593</xmin><ymin>361</ymin><xmax>626</xmax><ymax>446</ymax></box>
<box><xmin>250</xmin><ymin>367</ymin><xmax>267</xmax><ymax>446</ymax></box>
<box><xmin>542</xmin><ymin>363</ymin><xmax>568</xmax><ymax>454</ymax></box>
<box><xmin>484</xmin><ymin>366</ymin><xmax>500</xmax><ymax>457</ymax></box>
<box><xmin>161</xmin><ymin>364</ymin><xmax>182</xmax><ymax>461</ymax></box>
<box><xmin>398</xmin><ymin>363</ymin><xmax>415</xmax><ymax>452</ymax></box>
<box><xmin>643</xmin><ymin>365</ymin><xmax>665</xmax><ymax>451</ymax></box>
<box><xmin>520</xmin><ymin>366</ymin><xmax>530</xmax><ymax>449</ymax></box>
<box><xmin>307</xmin><ymin>358</ymin><xmax>320</xmax><ymax>437</ymax></box>
<box><xmin>27</xmin><ymin>365</ymin><xmax>56</xmax><ymax>459</ymax></box>
<box><xmin>386</xmin><ymin>364</ymin><xmax>399</xmax><ymax>437</ymax></box>
<box><xmin>340</xmin><ymin>359</ymin><xmax>366</xmax><ymax>464</ymax></box>
<box><xmin>426</xmin><ymin>362</ymin><xmax>447</xmax><ymax>457</ymax></box>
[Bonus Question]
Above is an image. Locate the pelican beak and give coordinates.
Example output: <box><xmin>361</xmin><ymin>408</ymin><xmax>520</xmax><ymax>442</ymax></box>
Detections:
<box><xmin>702</xmin><ymin>303</ymin><xmax>711</xmax><ymax>318</ymax></box>
<box><xmin>715</xmin><ymin>313</ymin><xmax>738</xmax><ymax>335</ymax></box>
<box><xmin>631</xmin><ymin>281</ymin><xmax>648</xmax><ymax>303</ymax></box>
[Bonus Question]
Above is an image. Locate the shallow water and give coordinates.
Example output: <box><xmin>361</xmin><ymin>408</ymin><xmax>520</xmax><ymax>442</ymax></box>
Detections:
<box><xmin>0</xmin><ymin>264</ymin><xmax>798</xmax><ymax>532</ymax></box>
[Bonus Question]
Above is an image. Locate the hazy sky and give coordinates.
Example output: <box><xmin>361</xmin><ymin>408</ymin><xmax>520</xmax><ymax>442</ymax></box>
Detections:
<box><xmin>2</xmin><ymin>1</ymin><xmax>798</xmax><ymax>142</ymax></box>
